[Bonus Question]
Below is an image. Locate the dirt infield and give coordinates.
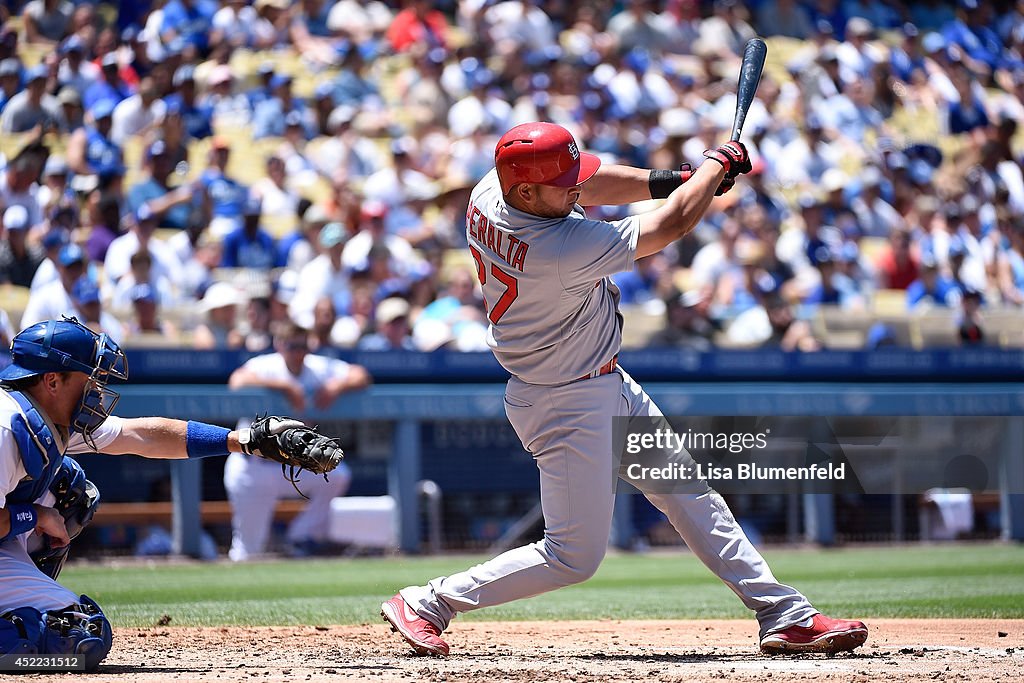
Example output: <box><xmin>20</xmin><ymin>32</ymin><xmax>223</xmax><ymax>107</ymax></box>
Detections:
<box><xmin>22</xmin><ymin>619</ymin><xmax>1024</xmax><ymax>682</ymax></box>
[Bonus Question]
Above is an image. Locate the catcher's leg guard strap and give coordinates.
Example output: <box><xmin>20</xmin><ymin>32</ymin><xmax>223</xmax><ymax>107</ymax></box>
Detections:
<box><xmin>0</xmin><ymin>607</ymin><xmax>43</xmax><ymax>656</ymax></box>
<box><xmin>40</xmin><ymin>594</ymin><xmax>113</xmax><ymax>672</ymax></box>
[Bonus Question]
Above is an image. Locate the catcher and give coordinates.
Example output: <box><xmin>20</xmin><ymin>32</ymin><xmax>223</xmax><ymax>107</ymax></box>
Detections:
<box><xmin>0</xmin><ymin>317</ymin><xmax>344</xmax><ymax>671</ymax></box>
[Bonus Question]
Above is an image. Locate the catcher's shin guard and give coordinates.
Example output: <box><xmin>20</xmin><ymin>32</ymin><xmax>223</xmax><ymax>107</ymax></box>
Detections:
<box><xmin>30</xmin><ymin>458</ymin><xmax>101</xmax><ymax>579</ymax></box>
<box><xmin>39</xmin><ymin>595</ymin><xmax>113</xmax><ymax>672</ymax></box>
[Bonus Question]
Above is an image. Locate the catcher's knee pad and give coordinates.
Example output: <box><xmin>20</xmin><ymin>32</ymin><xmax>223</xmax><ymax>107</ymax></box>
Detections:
<box><xmin>31</xmin><ymin>458</ymin><xmax>101</xmax><ymax>580</ymax></box>
<box><xmin>39</xmin><ymin>594</ymin><xmax>113</xmax><ymax>672</ymax></box>
<box><xmin>0</xmin><ymin>606</ymin><xmax>43</xmax><ymax>656</ymax></box>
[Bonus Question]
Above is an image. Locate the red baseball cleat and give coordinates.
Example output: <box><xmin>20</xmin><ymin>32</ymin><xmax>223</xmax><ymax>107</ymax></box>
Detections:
<box><xmin>760</xmin><ymin>614</ymin><xmax>868</xmax><ymax>655</ymax></box>
<box><xmin>381</xmin><ymin>594</ymin><xmax>450</xmax><ymax>656</ymax></box>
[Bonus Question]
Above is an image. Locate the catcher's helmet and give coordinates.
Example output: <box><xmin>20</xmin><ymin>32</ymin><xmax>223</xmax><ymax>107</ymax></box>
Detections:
<box><xmin>494</xmin><ymin>122</ymin><xmax>601</xmax><ymax>194</ymax></box>
<box><xmin>1</xmin><ymin>317</ymin><xmax>128</xmax><ymax>445</ymax></box>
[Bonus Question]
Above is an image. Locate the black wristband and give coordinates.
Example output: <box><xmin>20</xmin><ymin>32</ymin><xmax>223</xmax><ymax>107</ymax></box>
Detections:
<box><xmin>649</xmin><ymin>169</ymin><xmax>683</xmax><ymax>199</ymax></box>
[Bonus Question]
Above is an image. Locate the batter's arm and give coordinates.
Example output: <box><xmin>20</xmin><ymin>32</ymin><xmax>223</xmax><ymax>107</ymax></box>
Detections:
<box><xmin>634</xmin><ymin>161</ymin><xmax>726</xmax><ymax>260</ymax></box>
<box><xmin>578</xmin><ymin>165</ymin><xmax>662</xmax><ymax>206</ymax></box>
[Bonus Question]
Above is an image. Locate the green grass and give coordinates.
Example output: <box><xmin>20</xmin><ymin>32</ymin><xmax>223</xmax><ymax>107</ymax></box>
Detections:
<box><xmin>60</xmin><ymin>545</ymin><xmax>1024</xmax><ymax>628</ymax></box>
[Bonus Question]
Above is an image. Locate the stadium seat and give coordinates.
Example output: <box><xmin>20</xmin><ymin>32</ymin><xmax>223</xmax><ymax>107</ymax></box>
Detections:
<box><xmin>913</xmin><ymin>309</ymin><xmax>959</xmax><ymax>348</ymax></box>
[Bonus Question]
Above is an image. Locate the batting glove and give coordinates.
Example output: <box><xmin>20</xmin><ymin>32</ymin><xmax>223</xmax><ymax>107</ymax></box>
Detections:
<box><xmin>703</xmin><ymin>141</ymin><xmax>752</xmax><ymax>177</ymax></box>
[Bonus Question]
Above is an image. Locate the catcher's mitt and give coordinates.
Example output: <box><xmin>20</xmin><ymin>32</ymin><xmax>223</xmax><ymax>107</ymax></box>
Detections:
<box><xmin>239</xmin><ymin>415</ymin><xmax>345</xmax><ymax>496</ymax></box>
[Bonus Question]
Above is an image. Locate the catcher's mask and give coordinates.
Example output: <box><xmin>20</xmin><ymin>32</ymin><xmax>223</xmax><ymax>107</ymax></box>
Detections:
<box><xmin>1</xmin><ymin>317</ymin><xmax>128</xmax><ymax>448</ymax></box>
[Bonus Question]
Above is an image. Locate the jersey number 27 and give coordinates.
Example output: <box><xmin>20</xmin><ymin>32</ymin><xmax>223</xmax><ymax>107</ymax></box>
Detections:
<box><xmin>469</xmin><ymin>245</ymin><xmax>519</xmax><ymax>324</ymax></box>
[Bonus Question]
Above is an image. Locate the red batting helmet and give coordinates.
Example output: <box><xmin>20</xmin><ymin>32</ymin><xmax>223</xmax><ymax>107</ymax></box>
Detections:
<box><xmin>494</xmin><ymin>122</ymin><xmax>601</xmax><ymax>194</ymax></box>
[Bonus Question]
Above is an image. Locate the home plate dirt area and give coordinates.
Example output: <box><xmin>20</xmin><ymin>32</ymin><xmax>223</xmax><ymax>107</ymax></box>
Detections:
<box><xmin>29</xmin><ymin>619</ymin><xmax>1024</xmax><ymax>682</ymax></box>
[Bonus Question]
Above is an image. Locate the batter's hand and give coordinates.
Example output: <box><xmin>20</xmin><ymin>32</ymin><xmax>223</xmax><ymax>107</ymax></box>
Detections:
<box><xmin>703</xmin><ymin>141</ymin><xmax>752</xmax><ymax>177</ymax></box>
<box><xmin>715</xmin><ymin>175</ymin><xmax>736</xmax><ymax>196</ymax></box>
<box><xmin>33</xmin><ymin>504</ymin><xmax>70</xmax><ymax>548</ymax></box>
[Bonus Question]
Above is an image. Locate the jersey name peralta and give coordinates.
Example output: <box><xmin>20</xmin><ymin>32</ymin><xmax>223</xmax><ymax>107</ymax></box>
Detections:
<box><xmin>466</xmin><ymin>169</ymin><xmax>640</xmax><ymax>386</ymax></box>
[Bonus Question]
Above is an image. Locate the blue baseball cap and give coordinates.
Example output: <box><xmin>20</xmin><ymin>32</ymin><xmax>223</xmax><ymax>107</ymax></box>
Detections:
<box><xmin>269</xmin><ymin>74</ymin><xmax>292</xmax><ymax>90</ymax></box>
<box><xmin>43</xmin><ymin>229</ymin><xmax>69</xmax><ymax>250</ymax></box>
<box><xmin>72</xmin><ymin>276</ymin><xmax>101</xmax><ymax>304</ymax></box>
<box><xmin>90</xmin><ymin>98</ymin><xmax>116</xmax><ymax>120</ymax></box>
<box><xmin>25</xmin><ymin>64</ymin><xmax>48</xmax><ymax>83</ymax></box>
<box><xmin>58</xmin><ymin>244</ymin><xmax>85</xmax><ymax>267</ymax></box>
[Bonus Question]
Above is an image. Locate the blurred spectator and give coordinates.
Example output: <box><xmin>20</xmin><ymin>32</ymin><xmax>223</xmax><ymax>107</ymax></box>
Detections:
<box><xmin>83</xmin><ymin>191</ymin><xmax>122</xmax><ymax>263</ymax></box>
<box><xmin>342</xmin><ymin>200</ymin><xmax>417</xmax><ymax>275</ymax></box>
<box><xmin>0</xmin><ymin>205</ymin><xmax>45</xmax><ymax>287</ymax></box>
<box><xmin>252</xmin><ymin>73</ymin><xmax>313</xmax><ymax>140</ymax></box>
<box><xmin>727</xmin><ymin>293</ymin><xmax>822</xmax><ymax>351</ymax></box>
<box><xmin>66</xmin><ymin>99</ymin><xmax>123</xmax><ymax>177</ymax></box>
<box><xmin>613</xmin><ymin>254</ymin><xmax>666</xmax><ymax>305</ymax></box>
<box><xmin>21</xmin><ymin>243</ymin><xmax>86</xmax><ymax>328</ymax></box>
<box><xmin>359</xmin><ymin>297</ymin><xmax>416</xmax><ymax>350</ymax></box>
<box><xmin>756</xmin><ymin>0</ymin><xmax>813</xmax><ymax>39</ymax></box>
<box><xmin>37</xmin><ymin>154</ymin><xmax>74</xmax><ymax>218</ymax></box>
<box><xmin>1</xmin><ymin>153</ymin><xmax>44</xmax><ymax>229</ymax></box>
<box><xmin>109</xmin><ymin>249</ymin><xmax>176</xmax><ymax>311</ymax></box>
<box><xmin>876</xmin><ymin>229</ymin><xmax>919</xmax><ymax>290</ymax></box>
<box><xmin>104</xmin><ymin>203</ymin><xmax>181</xmax><ymax>285</ymax></box>
<box><xmin>124</xmin><ymin>283</ymin><xmax>178</xmax><ymax>338</ymax></box>
<box><xmin>221</xmin><ymin>196</ymin><xmax>278</xmax><ymax>270</ymax></box>
<box><xmin>225</xmin><ymin>321</ymin><xmax>369</xmax><ymax>560</ymax></box>
<box><xmin>290</xmin><ymin>221</ymin><xmax>348</xmax><ymax>328</ymax></box>
<box><xmin>312</xmin><ymin>104</ymin><xmax>381</xmax><ymax>183</ymax></box>
<box><xmin>0</xmin><ymin>65</ymin><xmax>62</xmax><ymax>133</ymax></box>
<box><xmin>193</xmin><ymin>281</ymin><xmax>245</xmax><ymax>349</ymax></box>
<box><xmin>199</xmin><ymin>137</ymin><xmax>248</xmax><ymax>237</ymax></box>
<box><xmin>212</xmin><ymin>0</ymin><xmax>258</xmax><ymax>48</ymax></box>
<box><xmin>958</xmin><ymin>288</ymin><xmax>985</xmax><ymax>345</ymax></box>
<box><xmin>648</xmin><ymin>289</ymin><xmax>720</xmax><ymax>351</ymax></box>
<box><xmin>239</xmin><ymin>295</ymin><xmax>273</xmax><ymax>353</ymax></box>
<box><xmin>70</xmin><ymin>275</ymin><xmax>123</xmax><ymax>343</ymax></box>
<box><xmin>851</xmin><ymin>166</ymin><xmax>901</xmax><ymax>237</ymax></box>
<box><xmin>280</xmin><ymin>203</ymin><xmax>327</xmax><ymax>272</ymax></box>
<box><xmin>56</xmin><ymin>36</ymin><xmax>97</xmax><ymax>96</ymax></box>
<box><xmin>111</xmin><ymin>76</ymin><xmax>166</xmax><ymax>145</ymax></box>
<box><xmin>83</xmin><ymin>54</ymin><xmax>133</xmax><ymax>112</ymax></box>
<box><xmin>252</xmin><ymin>155</ymin><xmax>300</xmax><ymax>219</ymax></box>
<box><xmin>203</xmin><ymin>64</ymin><xmax>251</xmax><ymax>129</ymax></box>
<box><xmin>165</xmin><ymin>65</ymin><xmax>213</xmax><ymax>140</ymax></box>
<box><xmin>23</xmin><ymin>0</ymin><xmax>74</xmax><ymax>45</ymax></box>
<box><xmin>180</xmin><ymin>232</ymin><xmax>222</xmax><ymax>301</ymax></box>
<box><xmin>907</xmin><ymin>255</ymin><xmax>961</xmax><ymax>308</ymax></box>
<box><xmin>308</xmin><ymin>296</ymin><xmax>337</xmax><ymax>353</ymax></box>
<box><xmin>942</xmin><ymin>0</ymin><xmax>1003</xmax><ymax>75</ymax></box>
<box><xmin>996</xmin><ymin>218</ymin><xmax>1024</xmax><ymax>306</ymax></box>
<box><xmin>127</xmin><ymin>140</ymin><xmax>193</xmax><ymax>230</ymax></box>
<box><xmin>0</xmin><ymin>58</ymin><xmax>21</xmax><ymax>112</ymax></box>
<box><xmin>606</xmin><ymin>0</ymin><xmax>680</xmax><ymax>52</ymax></box>
<box><xmin>160</xmin><ymin>0</ymin><xmax>217</xmax><ymax>54</ymax></box>
<box><xmin>29</xmin><ymin>229</ymin><xmax>68</xmax><ymax>292</ymax></box>
<box><xmin>387</xmin><ymin>0</ymin><xmax>448</xmax><ymax>53</ymax></box>
<box><xmin>699</xmin><ymin>0</ymin><xmax>756</xmax><ymax>57</ymax></box>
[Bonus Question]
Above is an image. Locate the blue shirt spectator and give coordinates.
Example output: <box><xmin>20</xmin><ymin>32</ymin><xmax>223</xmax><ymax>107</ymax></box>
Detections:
<box><xmin>83</xmin><ymin>54</ymin><xmax>133</xmax><ymax>111</ymax></box>
<box><xmin>907</xmin><ymin>261</ymin><xmax>962</xmax><ymax>308</ymax></box>
<box><xmin>942</xmin><ymin>5</ymin><xmax>1004</xmax><ymax>71</ymax></box>
<box><xmin>160</xmin><ymin>0</ymin><xmax>218</xmax><ymax>52</ymax></box>
<box><xmin>221</xmin><ymin>197</ymin><xmax>279</xmax><ymax>269</ymax></box>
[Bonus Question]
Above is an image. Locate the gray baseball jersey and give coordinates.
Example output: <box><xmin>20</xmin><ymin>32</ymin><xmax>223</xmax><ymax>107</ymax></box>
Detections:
<box><xmin>466</xmin><ymin>169</ymin><xmax>640</xmax><ymax>385</ymax></box>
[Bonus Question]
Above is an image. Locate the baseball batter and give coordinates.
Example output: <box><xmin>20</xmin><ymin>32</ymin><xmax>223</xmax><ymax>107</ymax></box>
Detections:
<box><xmin>382</xmin><ymin>123</ymin><xmax>867</xmax><ymax>656</ymax></box>
<box><xmin>0</xmin><ymin>317</ymin><xmax>342</xmax><ymax>670</ymax></box>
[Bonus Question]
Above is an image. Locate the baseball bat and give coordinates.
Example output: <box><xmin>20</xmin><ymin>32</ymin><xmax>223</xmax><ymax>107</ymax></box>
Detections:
<box><xmin>730</xmin><ymin>38</ymin><xmax>768</xmax><ymax>142</ymax></box>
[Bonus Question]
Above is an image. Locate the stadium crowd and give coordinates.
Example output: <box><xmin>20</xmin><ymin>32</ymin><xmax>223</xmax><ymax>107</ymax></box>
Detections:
<box><xmin>0</xmin><ymin>0</ymin><xmax>1023</xmax><ymax>352</ymax></box>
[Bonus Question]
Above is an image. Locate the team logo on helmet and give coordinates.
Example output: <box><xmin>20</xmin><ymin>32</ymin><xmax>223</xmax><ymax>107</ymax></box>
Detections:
<box><xmin>568</xmin><ymin>142</ymin><xmax>579</xmax><ymax>160</ymax></box>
